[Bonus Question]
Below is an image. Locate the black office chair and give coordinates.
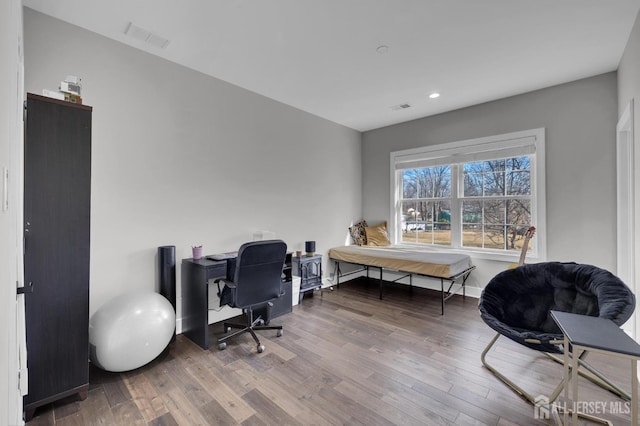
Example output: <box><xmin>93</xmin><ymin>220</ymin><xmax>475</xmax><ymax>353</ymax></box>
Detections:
<box><xmin>215</xmin><ymin>240</ymin><xmax>287</xmax><ymax>353</ymax></box>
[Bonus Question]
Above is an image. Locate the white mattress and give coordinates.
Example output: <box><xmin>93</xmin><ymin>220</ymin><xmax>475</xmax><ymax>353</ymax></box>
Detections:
<box><xmin>328</xmin><ymin>245</ymin><xmax>473</xmax><ymax>278</ymax></box>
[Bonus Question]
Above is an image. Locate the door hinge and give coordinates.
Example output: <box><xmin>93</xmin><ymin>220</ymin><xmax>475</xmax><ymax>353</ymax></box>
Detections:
<box><xmin>2</xmin><ymin>167</ymin><xmax>7</xmax><ymax>212</ymax></box>
<box><xmin>18</xmin><ymin>368</ymin><xmax>28</xmax><ymax>396</ymax></box>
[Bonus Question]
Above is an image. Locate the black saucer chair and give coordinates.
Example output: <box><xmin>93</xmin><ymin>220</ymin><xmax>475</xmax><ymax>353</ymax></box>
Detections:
<box><xmin>479</xmin><ymin>262</ymin><xmax>635</xmax><ymax>408</ymax></box>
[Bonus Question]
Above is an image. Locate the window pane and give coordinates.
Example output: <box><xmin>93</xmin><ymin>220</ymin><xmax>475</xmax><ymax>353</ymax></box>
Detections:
<box><xmin>400</xmin><ymin>200</ymin><xmax>418</xmax><ymax>243</ymax></box>
<box><xmin>401</xmin><ymin>201</ymin><xmax>421</xmax><ymax>231</ymax></box>
<box><xmin>484</xmin><ymin>200</ymin><xmax>505</xmax><ymax>225</ymax></box>
<box><xmin>463</xmin><ymin>162</ymin><xmax>483</xmax><ymax>196</ymax></box>
<box><xmin>506</xmin><ymin>199</ymin><xmax>531</xmax><ymax>225</ymax></box>
<box><xmin>462</xmin><ymin>201</ymin><xmax>482</xmax><ymax>248</ymax></box>
<box><xmin>484</xmin><ymin>159</ymin><xmax>505</xmax><ymax>173</ymax></box>
<box><xmin>402</xmin><ymin>170</ymin><xmax>418</xmax><ymax>198</ymax></box>
<box><xmin>400</xmin><ymin>200</ymin><xmax>452</xmax><ymax>245</ymax></box>
<box><xmin>507</xmin><ymin>156</ymin><xmax>530</xmax><ymax>171</ymax></box>
<box><xmin>506</xmin><ymin>156</ymin><xmax>531</xmax><ymax>195</ymax></box>
<box><xmin>413</xmin><ymin>166</ymin><xmax>451</xmax><ymax>198</ymax></box>
<box><xmin>462</xmin><ymin>200</ymin><xmax>482</xmax><ymax>224</ymax></box>
<box><xmin>464</xmin><ymin>173</ymin><xmax>483</xmax><ymax>196</ymax></box>
<box><xmin>462</xmin><ymin>224</ymin><xmax>483</xmax><ymax>248</ymax></box>
<box><xmin>484</xmin><ymin>225</ymin><xmax>506</xmax><ymax>249</ymax></box>
<box><xmin>401</xmin><ymin>229</ymin><xmax>419</xmax><ymax>243</ymax></box>
<box><xmin>507</xmin><ymin>170</ymin><xmax>530</xmax><ymax>195</ymax></box>
<box><xmin>433</xmin><ymin>200</ymin><xmax>451</xmax><ymax>245</ymax></box>
<box><xmin>506</xmin><ymin>225</ymin><xmax>534</xmax><ymax>252</ymax></box>
<box><xmin>435</xmin><ymin>166</ymin><xmax>451</xmax><ymax>197</ymax></box>
<box><xmin>459</xmin><ymin>200</ymin><xmax>532</xmax><ymax>251</ymax></box>
<box><xmin>464</xmin><ymin>162</ymin><xmax>483</xmax><ymax>173</ymax></box>
<box><xmin>401</xmin><ymin>201</ymin><xmax>431</xmax><ymax>243</ymax></box>
<box><xmin>484</xmin><ymin>160</ymin><xmax>505</xmax><ymax>196</ymax></box>
<box><xmin>417</xmin><ymin>168</ymin><xmax>432</xmax><ymax>198</ymax></box>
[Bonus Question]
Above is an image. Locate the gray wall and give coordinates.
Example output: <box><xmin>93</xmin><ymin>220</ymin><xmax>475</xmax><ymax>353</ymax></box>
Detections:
<box><xmin>23</xmin><ymin>8</ymin><xmax>362</xmax><ymax>327</ymax></box>
<box><xmin>619</xmin><ymin>10</ymin><xmax>640</xmax><ymax>118</ymax></box>
<box><xmin>362</xmin><ymin>73</ymin><xmax>618</xmax><ymax>289</ymax></box>
<box><xmin>617</xmin><ymin>8</ymin><xmax>640</xmax><ymax>338</ymax></box>
<box><xmin>618</xmin><ymin>11</ymin><xmax>640</xmax><ymax>254</ymax></box>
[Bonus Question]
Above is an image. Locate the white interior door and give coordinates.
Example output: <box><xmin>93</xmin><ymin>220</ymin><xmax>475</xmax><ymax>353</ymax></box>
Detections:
<box><xmin>1</xmin><ymin>1</ymin><xmax>25</xmax><ymax>424</ymax></box>
<box><xmin>617</xmin><ymin>99</ymin><xmax>635</xmax><ymax>338</ymax></box>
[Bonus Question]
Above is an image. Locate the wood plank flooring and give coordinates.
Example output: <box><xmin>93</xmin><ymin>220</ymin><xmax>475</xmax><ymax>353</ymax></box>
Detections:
<box><xmin>27</xmin><ymin>277</ymin><xmax>634</xmax><ymax>425</ymax></box>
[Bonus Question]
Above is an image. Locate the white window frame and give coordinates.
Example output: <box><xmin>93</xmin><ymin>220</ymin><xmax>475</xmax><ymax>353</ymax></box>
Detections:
<box><xmin>390</xmin><ymin>128</ymin><xmax>546</xmax><ymax>262</ymax></box>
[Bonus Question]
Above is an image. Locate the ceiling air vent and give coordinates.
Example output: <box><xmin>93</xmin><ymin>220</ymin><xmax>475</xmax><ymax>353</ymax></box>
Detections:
<box><xmin>390</xmin><ymin>103</ymin><xmax>411</xmax><ymax>111</ymax></box>
<box><xmin>124</xmin><ymin>22</ymin><xmax>170</xmax><ymax>49</ymax></box>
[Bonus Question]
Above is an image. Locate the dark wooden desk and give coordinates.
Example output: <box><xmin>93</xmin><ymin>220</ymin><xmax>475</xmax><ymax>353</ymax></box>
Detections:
<box><xmin>551</xmin><ymin>310</ymin><xmax>640</xmax><ymax>425</ymax></box>
<box><xmin>181</xmin><ymin>257</ymin><xmax>227</xmax><ymax>349</ymax></box>
<box><xmin>182</xmin><ymin>253</ymin><xmax>293</xmax><ymax>350</ymax></box>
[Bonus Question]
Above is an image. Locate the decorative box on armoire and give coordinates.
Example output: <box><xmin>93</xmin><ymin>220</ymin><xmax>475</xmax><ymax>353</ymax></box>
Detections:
<box><xmin>23</xmin><ymin>94</ymin><xmax>92</xmax><ymax>421</ymax></box>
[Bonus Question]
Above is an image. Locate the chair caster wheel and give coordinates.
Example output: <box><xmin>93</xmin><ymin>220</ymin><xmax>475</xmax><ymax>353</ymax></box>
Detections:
<box><xmin>257</xmin><ymin>344</ymin><xmax>265</xmax><ymax>353</ymax></box>
<box><xmin>218</xmin><ymin>342</ymin><xmax>227</xmax><ymax>350</ymax></box>
<box><xmin>276</xmin><ymin>329</ymin><xmax>283</xmax><ymax>337</ymax></box>
<box><xmin>257</xmin><ymin>319</ymin><xmax>265</xmax><ymax>326</ymax></box>
<box><xmin>225</xmin><ymin>326</ymin><xmax>231</xmax><ymax>333</ymax></box>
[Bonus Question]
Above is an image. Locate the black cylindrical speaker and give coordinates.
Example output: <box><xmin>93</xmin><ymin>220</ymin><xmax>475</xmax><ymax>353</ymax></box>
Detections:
<box><xmin>305</xmin><ymin>241</ymin><xmax>316</xmax><ymax>255</ymax></box>
<box><xmin>158</xmin><ymin>245</ymin><xmax>176</xmax><ymax>342</ymax></box>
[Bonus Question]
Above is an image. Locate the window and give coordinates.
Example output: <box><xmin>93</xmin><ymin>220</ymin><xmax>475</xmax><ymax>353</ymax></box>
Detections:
<box><xmin>390</xmin><ymin>129</ymin><xmax>545</xmax><ymax>260</ymax></box>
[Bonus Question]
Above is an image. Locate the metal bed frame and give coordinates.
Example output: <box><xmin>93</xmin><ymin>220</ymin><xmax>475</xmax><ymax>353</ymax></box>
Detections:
<box><xmin>331</xmin><ymin>258</ymin><xmax>476</xmax><ymax>315</ymax></box>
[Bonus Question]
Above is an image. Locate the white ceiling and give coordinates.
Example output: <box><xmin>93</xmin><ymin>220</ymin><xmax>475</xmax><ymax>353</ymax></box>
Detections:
<box><xmin>23</xmin><ymin>0</ymin><xmax>640</xmax><ymax>132</ymax></box>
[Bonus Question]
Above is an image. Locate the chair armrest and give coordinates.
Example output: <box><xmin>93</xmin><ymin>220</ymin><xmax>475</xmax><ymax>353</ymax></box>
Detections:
<box><xmin>213</xmin><ymin>278</ymin><xmax>236</xmax><ymax>288</ymax></box>
<box><xmin>214</xmin><ymin>279</ymin><xmax>236</xmax><ymax>297</ymax></box>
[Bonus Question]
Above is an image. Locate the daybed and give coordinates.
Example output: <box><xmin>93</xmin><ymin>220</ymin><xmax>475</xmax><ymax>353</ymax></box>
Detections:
<box><xmin>328</xmin><ymin>244</ymin><xmax>475</xmax><ymax>314</ymax></box>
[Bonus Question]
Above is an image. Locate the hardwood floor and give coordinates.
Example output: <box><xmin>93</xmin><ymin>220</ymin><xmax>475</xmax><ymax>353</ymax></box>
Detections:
<box><xmin>28</xmin><ymin>278</ymin><xmax>634</xmax><ymax>425</ymax></box>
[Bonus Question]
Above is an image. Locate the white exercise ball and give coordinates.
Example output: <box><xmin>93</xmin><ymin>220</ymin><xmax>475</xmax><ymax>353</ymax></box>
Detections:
<box><xmin>89</xmin><ymin>291</ymin><xmax>175</xmax><ymax>372</ymax></box>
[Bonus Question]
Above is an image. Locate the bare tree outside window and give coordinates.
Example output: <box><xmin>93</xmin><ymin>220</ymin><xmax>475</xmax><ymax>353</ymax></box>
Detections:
<box><xmin>392</xmin><ymin>128</ymin><xmax>543</xmax><ymax>257</ymax></box>
<box><xmin>462</xmin><ymin>156</ymin><xmax>531</xmax><ymax>250</ymax></box>
<box><xmin>401</xmin><ymin>166</ymin><xmax>451</xmax><ymax>245</ymax></box>
<box><xmin>400</xmin><ymin>156</ymin><xmax>532</xmax><ymax>251</ymax></box>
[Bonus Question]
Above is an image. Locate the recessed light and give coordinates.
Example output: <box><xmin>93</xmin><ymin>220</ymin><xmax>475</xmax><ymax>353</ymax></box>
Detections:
<box><xmin>376</xmin><ymin>45</ymin><xmax>389</xmax><ymax>54</ymax></box>
<box><xmin>429</xmin><ymin>92</ymin><xmax>440</xmax><ymax>99</ymax></box>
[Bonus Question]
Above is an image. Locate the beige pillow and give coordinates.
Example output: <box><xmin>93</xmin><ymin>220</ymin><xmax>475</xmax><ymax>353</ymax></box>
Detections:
<box><xmin>365</xmin><ymin>222</ymin><xmax>391</xmax><ymax>246</ymax></box>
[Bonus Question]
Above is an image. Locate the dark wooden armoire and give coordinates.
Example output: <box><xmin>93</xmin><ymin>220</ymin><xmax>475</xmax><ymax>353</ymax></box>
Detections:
<box><xmin>23</xmin><ymin>93</ymin><xmax>92</xmax><ymax>421</ymax></box>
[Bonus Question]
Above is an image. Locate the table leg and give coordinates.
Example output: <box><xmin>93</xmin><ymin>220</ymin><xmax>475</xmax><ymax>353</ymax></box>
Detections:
<box><xmin>441</xmin><ymin>278</ymin><xmax>444</xmax><ymax>315</ymax></box>
<box><xmin>632</xmin><ymin>359</ymin><xmax>637</xmax><ymax>425</ymax></box>
<box><xmin>572</xmin><ymin>345</ymin><xmax>579</xmax><ymax>426</ymax></box>
<box><xmin>564</xmin><ymin>335</ymin><xmax>570</xmax><ymax>425</ymax></box>
<box><xmin>181</xmin><ymin>261</ymin><xmax>210</xmax><ymax>350</ymax></box>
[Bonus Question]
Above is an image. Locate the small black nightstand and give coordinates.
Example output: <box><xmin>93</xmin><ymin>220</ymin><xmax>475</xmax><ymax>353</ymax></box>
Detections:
<box><xmin>292</xmin><ymin>254</ymin><xmax>322</xmax><ymax>303</ymax></box>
